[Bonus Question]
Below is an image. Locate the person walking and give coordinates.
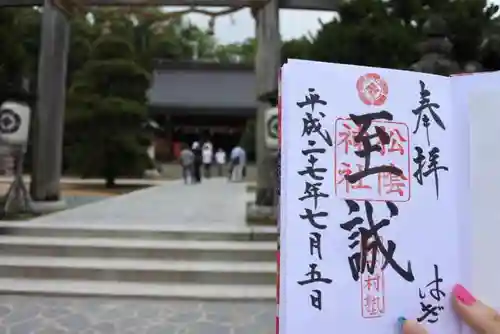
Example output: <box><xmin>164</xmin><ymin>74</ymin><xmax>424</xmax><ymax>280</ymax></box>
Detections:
<box><xmin>202</xmin><ymin>140</ymin><xmax>213</xmax><ymax>154</ymax></box>
<box><xmin>192</xmin><ymin>141</ymin><xmax>202</xmax><ymax>183</ymax></box>
<box><xmin>230</xmin><ymin>145</ymin><xmax>244</xmax><ymax>182</ymax></box>
<box><xmin>202</xmin><ymin>144</ymin><xmax>213</xmax><ymax>178</ymax></box>
<box><xmin>240</xmin><ymin>146</ymin><xmax>247</xmax><ymax>180</ymax></box>
<box><xmin>179</xmin><ymin>144</ymin><xmax>194</xmax><ymax>184</ymax></box>
<box><xmin>215</xmin><ymin>148</ymin><xmax>226</xmax><ymax>177</ymax></box>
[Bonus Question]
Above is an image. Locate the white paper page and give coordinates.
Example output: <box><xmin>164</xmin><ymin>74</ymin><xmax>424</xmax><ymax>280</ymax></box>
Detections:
<box><xmin>451</xmin><ymin>72</ymin><xmax>500</xmax><ymax>310</ymax></box>
<box><xmin>278</xmin><ymin>71</ymin><xmax>286</xmax><ymax>334</ymax></box>
<box><xmin>280</xmin><ymin>59</ymin><xmax>467</xmax><ymax>334</ymax></box>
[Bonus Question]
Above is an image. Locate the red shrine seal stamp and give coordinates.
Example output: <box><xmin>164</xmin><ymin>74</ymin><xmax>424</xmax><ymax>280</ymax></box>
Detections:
<box><xmin>356</xmin><ymin>73</ymin><xmax>388</xmax><ymax>106</ymax></box>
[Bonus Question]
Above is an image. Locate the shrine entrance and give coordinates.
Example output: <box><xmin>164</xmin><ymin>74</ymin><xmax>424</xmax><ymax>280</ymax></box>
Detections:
<box><xmin>148</xmin><ymin>60</ymin><xmax>255</xmax><ymax>159</ymax></box>
<box><xmin>0</xmin><ymin>0</ymin><xmax>341</xmax><ymax>204</ymax></box>
<box><xmin>170</xmin><ymin>115</ymin><xmax>246</xmax><ymax>151</ymax></box>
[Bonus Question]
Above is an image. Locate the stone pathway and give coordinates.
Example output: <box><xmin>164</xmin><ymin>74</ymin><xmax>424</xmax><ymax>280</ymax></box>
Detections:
<box><xmin>64</xmin><ymin>195</ymin><xmax>109</xmax><ymax>210</ymax></box>
<box><xmin>1</xmin><ymin>178</ymin><xmax>273</xmax><ymax>333</ymax></box>
<box><xmin>30</xmin><ymin>178</ymin><xmax>253</xmax><ymax>227</ymax></box>
<box><xmin>0</xmin><ymin>182</ymin><xmax>110</xmax><ymax>212</ymax></box>
<box><xmin>0</xmin><ymin>295</ymin><xmax>273</xmax><ymax>334</ymax></box>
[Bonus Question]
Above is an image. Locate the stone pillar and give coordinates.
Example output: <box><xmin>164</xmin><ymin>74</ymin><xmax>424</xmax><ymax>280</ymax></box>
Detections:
<box><xmin>30</xmin><ymin>0</ymin><xmax>70</xmax><ymax>207</ymax></box>
<box><xmin>254</xmin><ymin>0</ymin><xmax>280</xmax><ymax>207</ymax></box>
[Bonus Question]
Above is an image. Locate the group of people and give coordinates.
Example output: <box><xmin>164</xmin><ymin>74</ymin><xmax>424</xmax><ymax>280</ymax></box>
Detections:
<box><xmin>179</xmin><ymin>140</ymin><xmax>247</xmax><ymax>184</ymax></box>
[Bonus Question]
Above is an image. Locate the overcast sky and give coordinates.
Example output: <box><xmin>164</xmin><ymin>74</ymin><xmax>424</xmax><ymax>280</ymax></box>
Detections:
<box><xmin>168</xmin><ymin>0</ymin><xmax>500</xmax><ymax>44</ymax></box>
<box><xmin>167</xmin><ymin>6</ymin><xmax>332</xmax><ymax>44</ymax></box>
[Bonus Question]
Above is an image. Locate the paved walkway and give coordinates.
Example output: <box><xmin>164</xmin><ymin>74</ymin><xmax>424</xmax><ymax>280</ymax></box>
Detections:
<box><xmin>0</xmin><ymin>177</ymin><xmax>171</xmax><ymax>186</ymax></box>
<box><xmin>30</xmin><ymin>178</ymin><xmax>253</xmax><ymax>227</ymax></box>
<box><xmin>0</xmin><ymin>177</ymin><xmax>160</xmax><ymax>212</ymax></box>
<box><xmin>0</xmin><ymin>295</ymin><xmax>273</xmax><ymax>334</ymax></box>
<box><xmin>1</xmin><ymin>178</ymin><xmax>273</xmax><ymax>334</ymax></box>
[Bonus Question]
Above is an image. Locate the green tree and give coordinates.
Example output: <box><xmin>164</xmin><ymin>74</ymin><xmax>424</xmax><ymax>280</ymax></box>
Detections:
<box><xmin>215</xmin><ymin>37</ymin><xmax>256</xmax><ymax>63</ymax></box>
<box><xmin>309</xmin><ymin>0</ymin><xmax>497</xmax><ymax>70</ymax></box>
<box><xmin>0</xmin><ymin>8</ymin><xmax>29</xmax><ymax>90</ymax></box>
<box><xmin>65</xmin><ymin>35</ymin><xmax>151</xmax><ymax>187</ymax></box>
<box><xmin>437</xmin><ymin>0</ymin><xmax>497</xmax><ymax>64</ymax></box>
<box><xmin>214</xmin><ymin>36</ymin><xmax>312</xmax><ymax>64</ymax></box>
<box><xmin>282</xmin><ymin>37</ymin><xmax>312</xmax><ymax>62</ymax></box>
<box><xmin>310</xmin><ymin>0</ymin><xmax>418</xmax><ymax>69</ymax></box>
<box><xmin>88</xmin><ymin>7</ymin><xmax>218</xmax><ymax>65</ymax></box>
<box><xmin>67</xmin><ymin>15</ymin><xmax>98</xmax><ymax>85</ymax></box>
<box><xmin>131</xmin><ymin>9</ymin><xmax>186</xmax><ymax>65</ymax></box>
<box><xmin>17</xmin><ymin>8</ymin><xmax>40</xmax><ymax>83</ymax></box>
<box><xmin>388</xmin><ymin>0</ymin><xmax>497</xmax><ymax>65</ymax></box>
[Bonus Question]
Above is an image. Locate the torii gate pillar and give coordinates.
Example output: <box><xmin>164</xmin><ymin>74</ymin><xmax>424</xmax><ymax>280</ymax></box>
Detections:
<box><xmin>254</xmin><ymin>0</ymin><xmax>280</xmax><ymax>207</ymax></box>
<box><xmin>30</xmin><ymin>0</ymin><xmax>70</xmax><ymax>210</ymax></box>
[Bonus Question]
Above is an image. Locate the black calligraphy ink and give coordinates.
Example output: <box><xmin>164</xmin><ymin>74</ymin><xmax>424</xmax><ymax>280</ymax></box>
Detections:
<box><xmin>299</xmin><ymin>182</ymin><xmax>329</xmax><ymax>209</ymax></box>
<box><xmin>297</xmin><ymin>263</ymin><xmax>333</xmax><ymax>285</ymax></box>
<box><xmin>302</xmin><ymin>112</ymin><xmax>333</xmax><ymax>146</ymax></box>
<box><xmin>413</xmin><ymin>146</ymin><xmax>426</xmax><ymax>185</ymax></box>
<box><xmin>296</xmin><ymin>88</ymin><xmax>327</xmax><ymax>111</ymax></box>
<box><xmin>413</xmin><ymin>146</ymin><xmax>449</xmax><ymax>199</ymax></box>
<box><xmin>309</xmin><ymin>232</ymin><xmax>322</xmax><ymax>260</ymax></box>
<box><xmin>345</xmin><ymin>111</ymin><xmax>404</xmax><ymax>184</ymax></box>
<box><xmin>301</xmin><ymin>148</ymin><xmax>326</xmax><ymax>155</ymax></box>
<box><xmin>412</xmin><ymin>80</ymin><xmax>445</xmax><ymax>146</ymax></box>
<box><xmin>341</xmin><ymin>200</ymin><xmax>414</xmax><ymax>282</ymax></box>
<box><xmin>310</xmin><ymin>289</ymin><xmax>323</xmax><ymax>310</ymax></box>
<box><xmin>417</xmin><ymin>264</ymin><xmax>445</xmax><ymax>324</ymax></box>
<box><xmin>297</xmin><ymin>92</ymin><xmax>331</xmax><ymax>311</ymax></box>
<box><xmin>297</xmin><ymin>88</ymin><xmax>332</xmax><ymax>146</ymax></box>
<box><xmin>298</xmin><ymin>150</ymin><xmax>327</xmax><ymax>181</ymax></box>
<box><xmin>300</xmin><ymin>208</ymin><xmax>327</xmax><ymax>229</ymax></box>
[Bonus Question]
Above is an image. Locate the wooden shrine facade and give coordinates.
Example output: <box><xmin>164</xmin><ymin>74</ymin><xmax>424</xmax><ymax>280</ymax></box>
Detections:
<box><xmin>148</xmin><ymin>60</ymin><xmax>256</xmax><ymax>159</ymax></box>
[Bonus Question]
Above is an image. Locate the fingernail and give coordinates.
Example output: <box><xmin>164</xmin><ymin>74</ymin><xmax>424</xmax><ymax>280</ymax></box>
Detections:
<box><xmin>453</xmin><ymin>284</ymin><xmax>476</xmax><ymax>306</ymax></box>
<box><xmin>397</xmin><ymin>316</ymin><xmax>406</xmax><ymax>333</ymax></box>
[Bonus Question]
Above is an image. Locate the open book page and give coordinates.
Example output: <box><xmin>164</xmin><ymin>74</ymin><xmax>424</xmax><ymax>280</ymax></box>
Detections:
<box><xmin>451</xmin><ymin>72</ymin><xmax>500</xmax><ymax>310</ymax></box>
<box><xmin>280</xmin><ymin>59</ymin><xmax>468</xmax><ymax>334</ymax></box>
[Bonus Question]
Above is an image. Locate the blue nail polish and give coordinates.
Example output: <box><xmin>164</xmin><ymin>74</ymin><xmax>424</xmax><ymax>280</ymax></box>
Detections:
<box><xmin>397</xmin><ymin>317</ymin><xmax>406</xmax><ymax>333</ymax></box>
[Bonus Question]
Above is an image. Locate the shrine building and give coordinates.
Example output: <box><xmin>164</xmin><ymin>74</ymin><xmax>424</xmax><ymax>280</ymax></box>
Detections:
<box><xmin>147</xmin><ymin>59</ymin><xmax>256</xmax><ymax>160</ymax></box>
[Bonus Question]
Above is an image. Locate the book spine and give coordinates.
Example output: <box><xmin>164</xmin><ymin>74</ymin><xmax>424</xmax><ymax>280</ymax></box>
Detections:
<box><xmin>276</xmin><ymin>68</ymin><xmax>282</xmax><ymax>334</ymax></box>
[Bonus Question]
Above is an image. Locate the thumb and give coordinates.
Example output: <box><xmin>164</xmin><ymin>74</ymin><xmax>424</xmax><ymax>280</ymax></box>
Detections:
<box><xmin>452</xmin><ymin>284</ymin><xmax>499</xmax><ymax>333</ymax></box>
<box><xmin>399</xmin><ymin>317</ymin><xmax>428</xmax><ymax>334</ymax></box>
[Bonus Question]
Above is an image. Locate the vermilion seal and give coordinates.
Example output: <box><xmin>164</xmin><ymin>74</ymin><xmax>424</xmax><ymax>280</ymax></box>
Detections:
<box><xmin>356</xmin><ymin>73</ymin><xmax>388</xmax><ymax>106</ymax></box>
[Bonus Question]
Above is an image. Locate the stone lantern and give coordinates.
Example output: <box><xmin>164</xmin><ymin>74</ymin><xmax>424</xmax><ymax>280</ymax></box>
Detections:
<box><xmin>480</xmin><ymin>34</ymin><xmax>500</xmax><ymax>71</ymax></box>
<box><xmin>245</xmin><ymin>90</ymin><xmax>280</xmax><ymax>226</ymax></box>
<box><xmin>410</xmin><ymin>15</ymin><xmax>461</xmax><ymax>75</ymax></box>
<box><xmin>462</xmin><ymin>61</ymin><xmax>483</xmax><ymax>73</ymax></box>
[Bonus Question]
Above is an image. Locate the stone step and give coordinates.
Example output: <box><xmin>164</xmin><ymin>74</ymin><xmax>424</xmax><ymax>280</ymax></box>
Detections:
<box><xmin>0</xmin><ymin>256</ymin><xmax>277</xmax><ymax>285</ymax></box>
<box><xmin>0</xmin><ymin>278</ymin><xmax>275</xmax><ymax>300</ymax></box>
<box><xmin>0</xmin><ymin>236</ymin><xmax>276</xmax><ymax>262</ymax></box>
<box><xmin>0</xmin><ymin>222</ymin><xmax>277</xmax><ymax>241</ymax></box>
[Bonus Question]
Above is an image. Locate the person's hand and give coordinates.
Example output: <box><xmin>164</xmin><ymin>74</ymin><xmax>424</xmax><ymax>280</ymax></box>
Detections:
<box><xmin>399</xmin><ymin>284</ymin><xmax>500</xmax><ymax>334</ymax></box>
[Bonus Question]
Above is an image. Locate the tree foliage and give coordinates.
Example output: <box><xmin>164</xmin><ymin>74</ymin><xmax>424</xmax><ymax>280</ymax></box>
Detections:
<box><xmin>0</xmin><ymin>8</ymin><xmax>30</xmax><ymax>90</ymax></box>
<box><xmin>59</xmin><ymin>8</ymin><xmax>221</xmax><ymax>184</ymax></box>
<box><xmin>282</xmin><ymin>37</ymin><xmax>313</xmax><ymax>62</ymax></box>
<box><xmin>65</xmin><ymin>34</ymin><xmax>151</xmax><ymax>186</ymax></box>
<box><xmin>215</xmin><ymin>38</ymin><xmax>256</xmax><ymax>63</ymax></box>
<box><xmin>309</xmin><ymin>0</ymin><xmax>499</xmax><ymax>69</ymax></box>
<box><xmin>213</xmin><ymin>36</ymin><xmax>313</xmax><ymax>64</ymax></box>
